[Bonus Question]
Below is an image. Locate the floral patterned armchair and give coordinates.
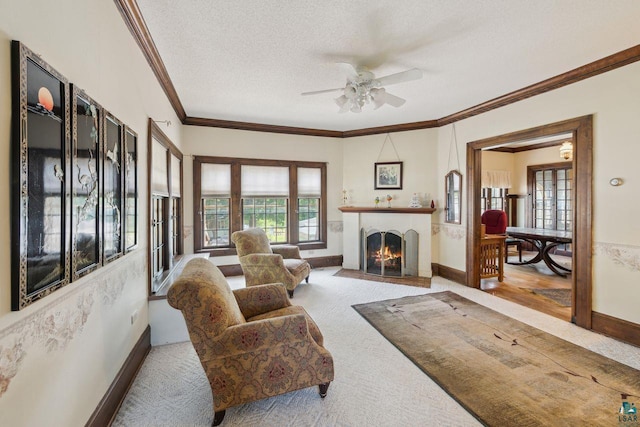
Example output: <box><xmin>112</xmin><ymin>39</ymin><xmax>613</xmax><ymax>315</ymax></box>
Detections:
<box><xmin>167</xmin><ymin>258</ymin><xmax>333</xmax><ymax>426</ymax></box>
<box><xmin>231</xmin><ymin>227</ymin><xmax>311</xmax><ymax>297</ymax></box>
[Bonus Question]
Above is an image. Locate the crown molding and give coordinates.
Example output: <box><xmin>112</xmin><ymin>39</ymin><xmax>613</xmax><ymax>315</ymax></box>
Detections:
<box><xmin>183</xmin><ymin>116</ymin><xmax>343</xmax><ymax>138</ymax></box>
<box><xmin>116</xmin><ymin>1</ymin><xmax>640</xmax><ymax>138</ymax></box>
<box><xmin>114</xmin><ymin>0</ymin><xmax>187</xmax><ymax>121</ymax></box>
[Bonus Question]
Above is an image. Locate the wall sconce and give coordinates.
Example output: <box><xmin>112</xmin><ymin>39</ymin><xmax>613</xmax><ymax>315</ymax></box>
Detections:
<box><xmin>559</xmin><ymin>141</ymin><xmax>573</xmax><ymax>160</ymax></box>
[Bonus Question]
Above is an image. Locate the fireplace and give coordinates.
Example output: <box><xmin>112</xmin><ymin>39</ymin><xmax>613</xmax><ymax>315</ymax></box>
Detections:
<box><xmin>361</xmin><ymin>228</ymin><xmax>418</xmax><ymax>277</ymax></box>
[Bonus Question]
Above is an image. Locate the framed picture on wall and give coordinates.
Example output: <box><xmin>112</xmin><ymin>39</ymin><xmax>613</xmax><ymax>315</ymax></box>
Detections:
<box><xmin>103</xmin><ymin>112</ymin><xmax>124</xmax><ymax>263</ymax></box>
<box><xmin>374</xmin><ymin>161</ymin><xmax>403</xmax><ymax>190</ymax></box>
<box><xmin>11</xmin><ymin>41</ymin><xmax>71</xmax><ymax>310</ymax></box>
<box><xmin>71</xmin><ymin>85</ymin><xmax>103</xmax><ymax>279</ymax></box>
<box><xmin>124</xmin><ymin>126</ymin><xmax>138</xmax><ymax>252</ymax></box>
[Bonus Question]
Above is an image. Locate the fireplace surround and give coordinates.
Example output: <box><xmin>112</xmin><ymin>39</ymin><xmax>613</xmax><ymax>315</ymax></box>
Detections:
<box><xmin>339</xmin><ymin>206</ymin><xmax>435</xmax><ymax>277</ymax></box>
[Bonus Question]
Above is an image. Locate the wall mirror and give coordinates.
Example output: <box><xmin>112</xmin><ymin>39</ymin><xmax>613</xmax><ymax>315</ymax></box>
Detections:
<box><xmin>445</xmin><ymin>170</ymin><xmax>462</xmax><ymax>224</ymax></box>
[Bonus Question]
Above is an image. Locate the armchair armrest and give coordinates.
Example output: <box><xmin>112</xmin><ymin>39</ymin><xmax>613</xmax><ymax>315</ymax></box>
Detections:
<box><xmin>201</xmin><ymin>313</ymin><xmax>309</xmax><ymax>361</ymax></box>
<box><xmin>271</xmin><ymin>245</ymin><xmax>302</xmax><ymax>259</ymax></box>
<box><xmin>234</xmin><ymin>283</ymin><xmax>291</xmax><ymax>318</ymax></box>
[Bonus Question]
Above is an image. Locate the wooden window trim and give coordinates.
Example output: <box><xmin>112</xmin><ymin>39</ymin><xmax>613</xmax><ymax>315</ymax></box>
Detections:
<box><xmin>147</xmin><ymin>119</ymin><xmax>183</xmax><ymax>295</ymax></box>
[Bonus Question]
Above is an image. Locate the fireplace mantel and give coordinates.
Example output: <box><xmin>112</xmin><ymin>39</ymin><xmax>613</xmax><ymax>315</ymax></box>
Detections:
<box><xmin>338</xmin><ymin>206</ymin><xmax>436</xmax><ymax>214</ymax></box>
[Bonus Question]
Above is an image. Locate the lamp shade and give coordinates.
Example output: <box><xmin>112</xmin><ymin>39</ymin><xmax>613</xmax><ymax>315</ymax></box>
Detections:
<box><xmin>559</xmin><ymin>141</ymin><xmax>573</xmax><ymax>160</ymax></box>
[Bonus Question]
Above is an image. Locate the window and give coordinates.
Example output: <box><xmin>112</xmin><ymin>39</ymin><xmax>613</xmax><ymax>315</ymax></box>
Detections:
<box><xmin>481</xmin><ymin>188</ymin><xmax>508</xmax><ymax>214</ymax></box>
<box><xmin>527</xmin><ymin>163</ymin><xmax>573</xmax><ymax>253</ymax></box>
<box><xmin>148</xmin><ymin>120</ymin><xmax>183</xmax><ymax>293</ymax></box>
<box><xmin>528</xmin><ymin>164</ymin><xmax>573</xmax><ymax>231</ymax></box>
<box><xmin>194</xmin><ymin>156</ymin><xmax>327</xmax><ymax>254</ymax></box>
<box><xmin>480</xmin><ymin>170</ymin><xmax>511</xmax><ymax>215</ymax></box>
<box><xmin>297</xmin><ymin>167</ymin><xmax>321</xmax><ymax>241</ymax></box>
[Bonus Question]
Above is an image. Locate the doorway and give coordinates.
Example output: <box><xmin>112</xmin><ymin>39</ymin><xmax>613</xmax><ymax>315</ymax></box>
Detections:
<box><xmin>466</xmin><ymin>116</ymin><xmax>593</xmax><ymax>328</ymax></box>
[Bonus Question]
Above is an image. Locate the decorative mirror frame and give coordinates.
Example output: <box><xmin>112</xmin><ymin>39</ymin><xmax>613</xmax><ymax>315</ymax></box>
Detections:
<box><xmin>71</xmin><ymin>85</ymin><xmax>103</xmax><ymax>279</ymax></box>
<box><xmin>103</xmin><ymin>112</ymin><xmax>125</xmax><ymax>263</ymax></box>
<box><xmin>445</xmin><ymin>169</ymin><xmax>462</xmax><ymax>224</ymax></box>
<box><xmin>11</xmin><ymin>41</ymin><xmax>71</xmax><ymax>310</ymax></box>
<box><xmin>124</xmin><ymin>126</ymin><xmax>138</xmax><ymax>252</ymax></box>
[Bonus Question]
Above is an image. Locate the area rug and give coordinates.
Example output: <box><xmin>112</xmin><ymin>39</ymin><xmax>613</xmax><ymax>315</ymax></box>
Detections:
<box><xmin>530</xmin><ymin>288</ymin><xmax>572</xmax><ymax>306</ymax></box>
<box><xmin>333</xmin><ymin>268</ymin><xmax>430</xmax><ymax>288</ymax></box>
<box><xmin>353</xmin><ymin>291</ymin><xmax>640</xmax><ymax>426</ymax></box>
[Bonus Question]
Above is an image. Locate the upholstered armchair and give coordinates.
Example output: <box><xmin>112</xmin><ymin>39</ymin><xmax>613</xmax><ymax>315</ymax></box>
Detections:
<box><xmin>481</xmin><ymin>209</ymin><xmax>522</xmax><ymax>262</ymax></box>
<box><xmin>481</xmin><ymin>209</ymin><xmax>508</xmax><ymax>234</ymax></box>
<box><xmin>231</xmin><ymin>227</ymin><xmax>311</xmax><ymax>297</ymax></box>
<box><xmin>167</xmin><ymin>258</ymin><xmax>334</xmax><ymax>426</ymax></box>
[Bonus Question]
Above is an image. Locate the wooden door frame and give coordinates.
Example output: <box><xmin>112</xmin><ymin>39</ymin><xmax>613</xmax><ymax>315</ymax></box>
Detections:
<box><xmin>466</xmin><ymin>115</ymin><xmax>593</xmax><ymax>328</ymax></box>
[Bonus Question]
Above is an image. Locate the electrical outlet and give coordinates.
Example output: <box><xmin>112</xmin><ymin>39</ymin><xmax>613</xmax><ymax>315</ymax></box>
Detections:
<box><xmin>130</xmin><ymin>310</ymin><xmax>138</xmax><ymax>325</ymax></box>
<box><xmin>308</xmin><ymin>250</ymin><xmax>315</xmax><ymax>255</ymax></box>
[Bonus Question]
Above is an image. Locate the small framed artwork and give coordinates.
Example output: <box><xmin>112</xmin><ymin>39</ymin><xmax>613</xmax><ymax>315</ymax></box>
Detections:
<box><xmin>11</xmin><ymin>41</ymin><xmax>71</xmax><ymax>310</ymax></box>
<box><xmin>374</xmin><ymin>161</ymin><xmax>403</xmax><ymax>190</ymax></box>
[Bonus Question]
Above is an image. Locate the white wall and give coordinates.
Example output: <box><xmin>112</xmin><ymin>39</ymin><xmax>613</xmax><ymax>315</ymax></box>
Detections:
<box><xmin>434</xmin><ymin>61</ymin><xmax>640</xmax><ymax>325</ymax></box>
<box><xmin>0</xmin><ymin>1</ymin><xmax>181</xmax><ymax>425</ymax></box>
<box><xmin>180</xmin><ymin>126</ymin><xmax>344</xmax><ymax>266</ymax></box>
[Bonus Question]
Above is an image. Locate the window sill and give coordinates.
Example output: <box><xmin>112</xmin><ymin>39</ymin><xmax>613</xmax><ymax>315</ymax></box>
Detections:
<box><xmin>197</xmin><ymin>241</ymin><xmax>327</xmax><ymax>257</ymax></box>
<box><xmin>149</xmin><ymin>253</ymin><xmax>210</xmax><ymax>300</ymax></box>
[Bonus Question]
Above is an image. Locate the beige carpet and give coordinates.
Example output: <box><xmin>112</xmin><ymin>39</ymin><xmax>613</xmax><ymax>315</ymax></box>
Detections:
<box><xmin>333</xmin><ymin>268</ymin><xmax>430</xmax><ymax>288</ymax></box>
<box><xmin>353</xmin><ymin>291</ymin><xmax>640</xmax><ymax>426</ymax></box>
<box><xmin>113</xmin><ymin>268</ymin><xmax>640</xmax><ymax>426</ymax></box>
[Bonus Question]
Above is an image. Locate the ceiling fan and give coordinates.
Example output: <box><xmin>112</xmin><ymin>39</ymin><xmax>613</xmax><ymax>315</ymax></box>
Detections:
<box><xmin>302</xmin><ymin>63</ymin><xmax>423</xmax><ymax>113</ymax></box>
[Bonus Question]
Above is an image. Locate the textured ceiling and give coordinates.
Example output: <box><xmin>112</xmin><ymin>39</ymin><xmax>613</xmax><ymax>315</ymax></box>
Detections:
<box><xmin>136</xmin><ymin>0</ymin><xmax>640</xmax><ymax>132</ymax></box>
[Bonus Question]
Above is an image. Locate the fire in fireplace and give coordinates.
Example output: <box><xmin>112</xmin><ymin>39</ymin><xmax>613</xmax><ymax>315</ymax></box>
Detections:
<box><xmin>361</xmin><ymin>228</ymin><xmax>418</xmax><ymax>277</ymax></box>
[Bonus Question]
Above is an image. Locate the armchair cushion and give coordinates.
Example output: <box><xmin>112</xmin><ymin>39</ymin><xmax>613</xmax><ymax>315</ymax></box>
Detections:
<box><xmin>233</xmin><ymin>283</ymin><xmax>291</xmax><ymax>319</ymax></box>
<box><xmin>233</xmin><ymin>227</ymin><xmax>273</xmax><ymax>257</ymax></box>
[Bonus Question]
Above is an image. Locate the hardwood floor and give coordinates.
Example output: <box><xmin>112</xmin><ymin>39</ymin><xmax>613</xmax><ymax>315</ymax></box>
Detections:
<box><xmin>481</xmin><ymin>251</ymin><xmax>572</xmax><ymax>322</ymax></box>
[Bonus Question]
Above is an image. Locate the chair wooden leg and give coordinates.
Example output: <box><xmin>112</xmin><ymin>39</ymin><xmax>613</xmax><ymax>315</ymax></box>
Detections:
<box><xmin>318</xmin><ymin>382</ymin><xmax>330</xmax><ymax>398</ymax></box>
<box><xmin>287</xmin><ymin>289</ymin><xmax>294</xmax><ymax>298</ymax></box>
<box><xmin>213</xmin><ymin>410</ymin><xmax>226</xmax><ymax>426</ymax></box>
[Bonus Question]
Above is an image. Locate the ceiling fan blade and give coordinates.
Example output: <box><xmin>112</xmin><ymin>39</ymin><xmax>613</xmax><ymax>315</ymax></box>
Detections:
<box><xmin>336</xmin><ymin>62</ymin><xmax>359</xmax><ymax>80</ymax></box>
<box><xmin>301</xmin><ymin>87</ymin><xmax>343</xmax><ymax>96</ymax></box>
<box><xmin>382</xmin><ymin>92</ymin><xmax>406</xmax><ymax>108</ymax></box>
<box><xmin>375</xmin><ymin>68</ymin><xmax>423</xmax><ymax>86</ymax></box>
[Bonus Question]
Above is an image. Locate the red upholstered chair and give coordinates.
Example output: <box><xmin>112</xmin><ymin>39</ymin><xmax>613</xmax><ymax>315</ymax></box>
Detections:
<box><xmin>481</xmin><ymin>209</ymin><xmax>507</xmax><ymax>234</ymax></box>
<box><xmin>481</xmin><ymin>210</ymin><xmax>522</xmax><ymax>262</ymax></box>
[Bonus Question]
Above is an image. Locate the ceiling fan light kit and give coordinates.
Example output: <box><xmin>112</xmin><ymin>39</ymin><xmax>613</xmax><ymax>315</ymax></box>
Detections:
<box><xmin>302</xmin><ymin>64</ymin><xmax>423</xmax><ymax>113</ymax></box>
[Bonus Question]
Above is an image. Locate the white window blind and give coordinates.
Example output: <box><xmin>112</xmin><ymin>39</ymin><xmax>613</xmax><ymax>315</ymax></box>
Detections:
<box><xmin>298</xmin><ymin>167</ymin><xmax>321</xmax><ymax>197</ymax></box>
<box><xmin>482</xmin><ymin>170</ymin><xmax>512</xmax><ymax>189</ymax></box>
<box><xmin>241</xmin><ymin>165</ymin><xmax>289</xmax><ymax>197</ymax></box>
<box><xmin>151</xmin><ymin>138</ymin><xmax>169</xmax><ymax>196</ymax></box>
<box><xmin>201</xmin><ymin>163</ymin><xmax>231</xmax><ymax>197</ymax></box>
<box><xmin>170</xmin><ymin>154</ymin><xmax>181</xmax><ymax>197</ymax></box>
